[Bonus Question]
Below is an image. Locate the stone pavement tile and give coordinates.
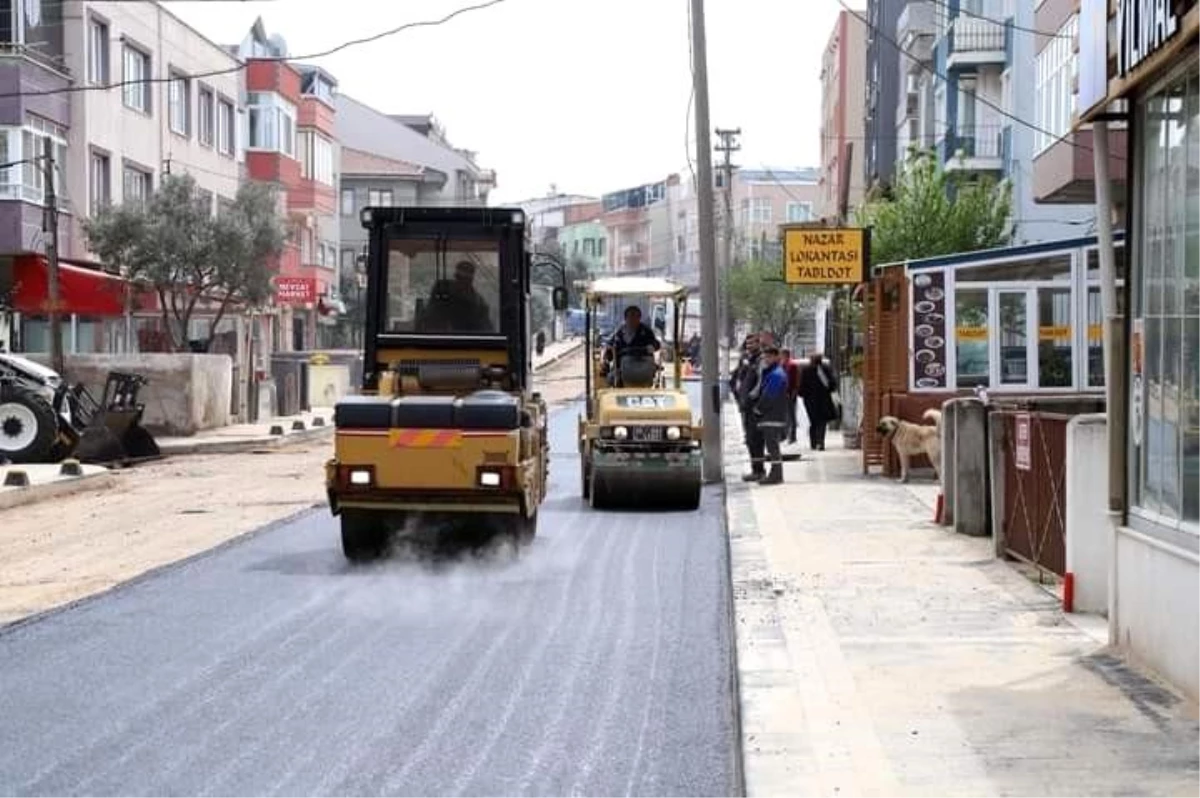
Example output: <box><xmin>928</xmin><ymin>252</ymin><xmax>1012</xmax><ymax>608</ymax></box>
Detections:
<box><xmin>723</xmin><ymin>409</ymin><xmax>1200</xmax><ymax>797</ymax></box>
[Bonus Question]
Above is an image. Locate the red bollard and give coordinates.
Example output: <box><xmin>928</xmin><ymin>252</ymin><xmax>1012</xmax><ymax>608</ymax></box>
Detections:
<box><xmin>1063</xmin><ymin>572</ymin><xmax>1075</xmax><ymax>613</ymax></box>
<box><xmin>934</xmin><ymin>493</ymin><xmax>944</xmax><ymax>524</ymax></box>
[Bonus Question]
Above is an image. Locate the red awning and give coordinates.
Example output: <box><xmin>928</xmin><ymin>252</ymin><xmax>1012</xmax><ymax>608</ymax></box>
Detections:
<box><xmin>10</xmin><ymin>255</ymin><xmax>129</xmax><ymax>317</ymax></box>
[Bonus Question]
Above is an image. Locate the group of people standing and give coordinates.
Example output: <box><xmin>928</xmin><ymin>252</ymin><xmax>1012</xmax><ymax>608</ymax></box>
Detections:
<box><xmin>728</xmin><ymin>332</ymin><xmax>840</xmax><ymax>485</ymax></box>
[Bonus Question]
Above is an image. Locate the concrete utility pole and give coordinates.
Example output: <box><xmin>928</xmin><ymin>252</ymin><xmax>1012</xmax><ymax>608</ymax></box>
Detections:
<box><xmin>715</xmin><ymin>127</ymin><xmax>740</xmax><ymax>352</ymax></box>
<box><xmin>42</xmin><ymin>137</ymin><xmax>64</xmax><ymax>376</ymax></box>
<box><xmin>690</xmin><ymin>0</ymin><xmax>723</xmax><ymax>483</ymax></box>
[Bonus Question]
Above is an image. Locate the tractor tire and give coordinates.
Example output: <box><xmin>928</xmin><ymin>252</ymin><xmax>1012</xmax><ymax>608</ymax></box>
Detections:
<box><xmin>0</xmin><ymin>384</ymin><xmax>58</xmax><ymax>464</ymax></box>
<box><xmin>589</xmin><ymin>469</ymin><xmax>610</xmax><ymax>510</ymax></box>
<box><xmin>580</xmin><ymin>456</ymin><xmax>591</xmax><ymax>501</ymax></box>
<box><xmin>677</xmin><ymin>479</ymin><xmax>702</xmax><ymax>511</ymax></box>
<box><xmin>340</xmin><ymin>510</ymin><xmax>388</xmax><ymax>563</ymax></box>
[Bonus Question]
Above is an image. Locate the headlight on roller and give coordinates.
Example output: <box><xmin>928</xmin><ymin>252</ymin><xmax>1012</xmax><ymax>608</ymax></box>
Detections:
<box><xmin>613</xmin><ymin>426</ymin><xmax>628</xmax><ymax>440</ymax></box>
<box><xmin>666</xmin><ymin>426</ymin><xmax>681</xmax><ymax>440</ymax></box>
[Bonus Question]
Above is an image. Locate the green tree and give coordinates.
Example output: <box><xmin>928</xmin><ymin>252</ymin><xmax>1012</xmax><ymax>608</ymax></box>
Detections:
<box><xmin>856</xmin><ymin>147</ymin><xmax>1014</xmax><ymax>266</ymax></box>
<box><xmin>84</xmin><ymin>174</ymin><xmax>286</xmax><ymax>351</ymax></box>
<box><xmin>725</xmin><ymin>258</ymin><xmax>824</xmax><ymax>344</ymax></box>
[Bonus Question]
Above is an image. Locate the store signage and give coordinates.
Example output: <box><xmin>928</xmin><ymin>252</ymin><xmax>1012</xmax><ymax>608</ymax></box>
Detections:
<box><xmin>616</xmin><ymin>395</ymin><xmax>675</xmax><ymax>409</ymax></box>
<box><xmin>275</xmin><ymin>276</ymin><xmax>317</xmax><ymax>304</ymax></box>
<box><xmin>1014</xmin><ymin>414</ymin><xmax>1032</xmax><ymax>471</ymax></box>
<box><xmin>782</xmin><ymin>227</ymin><xmax>867</xmax><ymax>285</ymax></box>
<box><xmin>1116</xmin><ymin>0</ymin><xmax>1180</xmax><ymax>78</ymax></box>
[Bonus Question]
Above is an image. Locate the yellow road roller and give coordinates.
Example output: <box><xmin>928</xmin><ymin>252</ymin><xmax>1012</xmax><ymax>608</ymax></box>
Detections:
<box><xmin>325</xmin><ymin>206</ymin><xmax>567</xmax><ymax>561</ymax></box>
<box><xmin>577</xmin><ymin>276</ymin><xmax>702</xmax><ymax>510</ymax></box>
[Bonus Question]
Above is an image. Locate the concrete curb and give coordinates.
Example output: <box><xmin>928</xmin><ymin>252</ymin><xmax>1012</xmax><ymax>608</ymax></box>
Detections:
<box><xmin>0</xmin><ymin>470</ymin><xmax>118</xmax><ymax>512</ymax></box>
<box><xmin>532</xmin><ymin>339</ymin><xmax>584</xmax><ymax>373</ymax></box>
<box><xmin>155</xmin><ymin>422</ymin><xmax>335</xmax><ymax>456</ymax></box>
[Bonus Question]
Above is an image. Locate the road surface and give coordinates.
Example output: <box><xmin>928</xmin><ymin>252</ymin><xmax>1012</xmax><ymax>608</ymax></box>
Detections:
<box><xmin>0</xmin><ymin>389</ymin><xmax>741</xmax><ymax>797</ymax></box>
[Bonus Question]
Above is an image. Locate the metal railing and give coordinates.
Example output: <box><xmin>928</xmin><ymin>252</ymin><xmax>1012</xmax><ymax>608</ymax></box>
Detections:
<box><xmin>949</xmin><ymin>15</ymin><xmax>1006</xmax><ymax>54</ymax></box>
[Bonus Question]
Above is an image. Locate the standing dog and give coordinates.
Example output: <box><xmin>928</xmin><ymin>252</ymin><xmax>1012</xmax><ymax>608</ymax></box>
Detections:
<box><xmin>876</xmin><ymin>409</ymin><xmax>942</xmax><ymax>483</ymax></box>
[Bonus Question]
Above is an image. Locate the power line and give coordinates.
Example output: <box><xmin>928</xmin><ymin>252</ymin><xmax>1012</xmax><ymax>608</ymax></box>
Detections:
<box><xmin>836</xmin><ymin>0</ymin><xmax>1124</xmax><ymax>163</ymax></box>
<box><xmin>0</xmin><ymin>0</ymin><xmax>509</xmax><ymax>100</ymax></box>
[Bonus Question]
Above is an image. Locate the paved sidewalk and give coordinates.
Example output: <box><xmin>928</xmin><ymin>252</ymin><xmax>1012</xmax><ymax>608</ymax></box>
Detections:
<box><xmin>723</xmin><ymin>408</ymin><xmax>1200</xmax><ymax>797</ymax></box>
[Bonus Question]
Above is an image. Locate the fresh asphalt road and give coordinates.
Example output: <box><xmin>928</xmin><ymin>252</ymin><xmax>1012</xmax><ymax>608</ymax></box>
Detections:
<box><xmin>0</xmin><ymin>386</ymin><xmax>741</xmax><ymax>797</ymax></box>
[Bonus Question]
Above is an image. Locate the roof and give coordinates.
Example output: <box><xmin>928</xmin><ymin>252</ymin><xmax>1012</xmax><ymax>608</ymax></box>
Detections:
<box><xmin>738</xmin><ymin>167</ymin><xmax>820</xmax><ymax>183</ymax></box>
<box><xmin>584</xmin><ymin>276</ymin><xmax>688</xmax><ymax>299</ymax></box>
<box><xmin>890</xmin><ymin>231</ymin><xmax>1127</xmax><ymax>273</ymax></box>
<box><xmin>340</xmin><ymin>147</ymin><xmax>425</xmax><ymax>178</ymax></box>
<box><xmin>335</xmin><ymin>94</ymin><xmax>483</xmax><ymax>181</ymax></box>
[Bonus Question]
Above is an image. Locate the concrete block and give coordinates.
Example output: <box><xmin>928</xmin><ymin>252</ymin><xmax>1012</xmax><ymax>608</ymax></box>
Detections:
<box><xmin>3</xmin><ymin>470</ymin><xmax>30</xmax><ymax>487</ymax></box>
<box><xmin>28</xmin><ymin>353</ymin><xmax>232</xmax><ymax>437</ymax></box>
<box><xmin>59</xmin><ymin>459</ymin><xmax>84</xmax><ymax>477</ymax></box>
<box><xmin>1065</xmin><ymin>414</ymin><xmax>1110</xmax><ymax>615</ymax></box>
<box><xmin>311</xmin><ymin>416</ymin><xmax>325</xmax><ymax>427</ymax></box>
<box><xmin>269</xmin><ymin>425</ymin><xmax>285</xmax><ymax>436</ymax></box>
<box><xmin>951</xmin><ymin>398</ymin><xmax>989</xmax><ymax>537</ymax></box>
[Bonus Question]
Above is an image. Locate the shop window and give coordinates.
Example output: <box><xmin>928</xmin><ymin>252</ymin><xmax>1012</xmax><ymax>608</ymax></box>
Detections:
<box><xmin>955</xmin><ymin>288</ymin><xmax>989</xmax><ymax>388</ymax></box>
<box><xmin>998</xmin><ymin>291</ymin><xmax>1029</xmax><ymax>385</ymax></box>
<box><xmin>1037</xmin><ymin>286</ymin><xmax>1072</xmax><ymax>387</ymax></box>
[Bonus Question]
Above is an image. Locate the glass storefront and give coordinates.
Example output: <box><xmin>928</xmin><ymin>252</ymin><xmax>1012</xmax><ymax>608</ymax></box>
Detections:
<box><xmin>1130</xmin><ymin>61</ymin><xmax>1200</xmax><ymax>532</ymax></box>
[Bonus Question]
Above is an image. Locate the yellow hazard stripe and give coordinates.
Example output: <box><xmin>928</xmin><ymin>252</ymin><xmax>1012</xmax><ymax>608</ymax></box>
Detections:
<box><xmin>387</xmin><ymin>428</ymin><xmax>464</xmax><ymax>448</ymax></box>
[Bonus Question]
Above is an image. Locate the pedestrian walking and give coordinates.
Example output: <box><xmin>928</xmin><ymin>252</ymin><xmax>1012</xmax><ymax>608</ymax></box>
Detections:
<box><xmin>798</xmin><ymin>352</ymin><xmax>839</xmax><ymax>451</ymax></box>
<box><xmin>781</xmin><ymin>348</ymin><xmax>802</xmax><ymax>445</ymax></box>
<box><xmin>751</xmin><ymin>345</ymin><xmax>789</xmax><ymax>485</ymax></box>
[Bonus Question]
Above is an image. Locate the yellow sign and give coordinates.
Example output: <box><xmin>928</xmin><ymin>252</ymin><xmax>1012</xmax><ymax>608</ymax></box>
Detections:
<box><xmin>1088</xmin><ymin>324</ymin><xmax>1103</xmax><ymax>342</ymax></box>
<box><xmin>1038</xmin><ymin>325</ymin><xmax>1071</xmax><ymax>341</ymax></box>
<box><xmin>783</xmin><ymin>227</ymin><xmax>867</xmax><ymax>285</ymax></box>
<box><xmin>956</xmin><ymin>327</ymin><xmax>988</xmax><ymax>341</ymax></box>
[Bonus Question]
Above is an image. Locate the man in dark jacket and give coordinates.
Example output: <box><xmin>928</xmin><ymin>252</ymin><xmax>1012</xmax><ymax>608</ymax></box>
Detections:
<box><xmin>752</xmin><ymin>345</ymin><xmax>789</xmax><ymax>485</ymax></box>
<box><xmin>603</xmin><ymin>305</ymin><xmax>660</xmax><ymax>386</ymax></box>
<box><xmin>781</xmin><ymin>348</ymin><xmax>802</xmax><ymax>444</ymax></box>
<box><xmin>730</xmin><ymin>334</ymin><xmax>765</xmax><ymax>481</ymax></box>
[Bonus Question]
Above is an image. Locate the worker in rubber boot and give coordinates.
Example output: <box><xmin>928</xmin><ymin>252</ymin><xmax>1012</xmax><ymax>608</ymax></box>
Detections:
<box><xmin>752</xmin><ymin>345</ymin><xmax>789</xmax><ymax>485</ymax></box>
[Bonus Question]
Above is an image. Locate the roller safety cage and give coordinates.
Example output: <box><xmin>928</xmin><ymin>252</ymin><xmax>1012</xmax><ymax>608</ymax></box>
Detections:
<box><xmin>578</xmin><ymin>276</ymin><xmax>703</xmax><ymax>511</ymax></box>
<box><xmin>325</xmin><ymin>206</ymin><xmax>567</xmax><ymax>562</ymax></box>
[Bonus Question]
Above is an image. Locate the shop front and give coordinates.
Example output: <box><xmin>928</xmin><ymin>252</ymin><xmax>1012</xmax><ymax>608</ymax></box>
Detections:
<box><xmin>1077</xmin><ymin>0</ymin><xmax>1198</xmax><ymax>699</ymax></box>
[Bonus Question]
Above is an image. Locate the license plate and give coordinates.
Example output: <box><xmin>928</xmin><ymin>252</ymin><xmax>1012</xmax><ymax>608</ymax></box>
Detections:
<box><xmin>631</xmin><ymin>426</ymin><xmax>664</xmax><ymax>442</ymax></box>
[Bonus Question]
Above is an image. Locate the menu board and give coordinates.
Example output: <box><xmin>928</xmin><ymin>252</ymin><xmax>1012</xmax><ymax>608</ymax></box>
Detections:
<box><xmin>911</xmin><ymin>271</ymin><xmax>948</xmax><ymax>389</ymax></box>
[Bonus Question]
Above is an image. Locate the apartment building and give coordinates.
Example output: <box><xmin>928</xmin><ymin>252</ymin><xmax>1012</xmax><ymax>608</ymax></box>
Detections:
<box><xmin>556</xmin><ymin>200</ymin><xmax>608</xmax><ymax>275</ymax></box>
<box><xmin>864</xmin><ymin>0</ymin><xmax>905</xmax><ymax>190</ymax></box>
<box><xmin>1030</xmin><ymin>0</ymin><xmax>1128</xmax><ymax>209</ymax></box>
<box><xmin>235</xmin><ymin>20</ymin><xmax>340</xmax><ymax>350</ymax></box>
<box><xmin>899</xmin><ymin>0</ymin><xmax>1093</xmax><ymax>243</ymax></box>
<box><xmin>732</xmin><ymin>168</ymin><xmax>821</xmax><ymax>262</ymax></box>
<box><xmin>335</xmin><ymin>95</ymin><xmax>495</xmax><ymax>280</ymax></box>
<box><xmin>600</xmin><ymin>175</ymin><xmax>686</xmax><ymax>278</ymax></box>
<box><xmin>819</xmin><ymin>9</ymin><xmax>869</xmax><ymax>219</ymax></box>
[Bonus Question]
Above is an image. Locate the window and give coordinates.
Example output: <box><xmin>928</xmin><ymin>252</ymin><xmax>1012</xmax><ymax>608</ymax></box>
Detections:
<box><xmin>597</xmin><ymin>238</ymin><xmax>606</xmax><ymax>258</ymax></box>
<box><xmin>246</xmin><ymin>92</ymin><xmax>296</xmax><ymax>156</ymax></box>
<box><xmin>298</xmin><ymin>131</ymin><xmax>334</xmax><ymax>185</ymax></box>
<box><xmin>751</xmin><ymin>198</ymin><xmax>772</xmax><ymax>224</ymax></box>
<box><xmin>341</xmin><ymin>248</ymin><xmax>357</xmax><ymax>273</ymax></box>
<box><xmin>954</xmin><ymin>288</ymin><xmax>989</xmax><ymax>388</ymax></box>
<box><xmin>87</xmin><ymin>17</ymin><xmax>109</xmax><ymax>86</ymax></box>
<box><xmin>122</xmin><ymin>45</ymin><xmax>150</xmax><ymax>113</ymax></box>
<box><xmin>197</xmin><ymin>87</ymin><xmax>214</xmax><ymax>147</ymax></box>
<box><xmin>2</xmin><ymin>115</ymin><xmax>67</xmax><ymax>204</ymax></box>
<box><xmin>341</xmin><ymin>188</ymin><xmax>355</xmax><ymax>216</ymax></box>
<box><xmin>216</xmin><ymin>99</ymin><xmax>234</xmax><ymax>156</ymax></box>
<box><xmin>89</xmin><ymin>152</ymin><xmax>110</xmax><ymax>215</ymax></box>
<box><xmin>1085</xmin><ymin>247</ymin><xmax>1128</xmax><ymax>387</ymax></box>
<box><xmin>998</xmin><ymin>291</ymin><xmax>1030</xmax><ymax>385</ymax></box>
<box><xmin>122</xmin><ymin>165</ymin><xmax>151</xmax><ymax>207</ymax></box>
<box><xmin>1034</xmin><ymin>15</ymin><xmax>1078</xmax><ymax>154</ymax></box>
<box><xmin>786</xmin><ymin>201</ymin><xmax>814</xmax><ymax>222</ymax></box>
<box><xmin>168</xmin><ymin>71</ymin><xmax>190</xmax><ymax>136</ymax></box>
<box><xmin>368</xmin><ymin>189</ymin><xmax>393</xmax><ymax>207</ymax></box>
<box><xmin>1036</xmin><ymin>286</ymin><xmax>1072</xmax><ymax>387</ymax></box>
<box><xmin>385</xmin><ymin>238</ymin><xmax>501</xmax><ymax>335</ymax></box>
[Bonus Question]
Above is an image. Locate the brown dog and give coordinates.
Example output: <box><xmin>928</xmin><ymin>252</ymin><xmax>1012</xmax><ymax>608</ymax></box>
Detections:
<box><xmin>876</xmin><ymin>409</ymin><xmax>942</xmax><ymax>483</ymax></box>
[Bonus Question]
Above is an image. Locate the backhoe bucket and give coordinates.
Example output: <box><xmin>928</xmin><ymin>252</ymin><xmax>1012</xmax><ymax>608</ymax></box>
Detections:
<box><xmin>73</xmin><ymin>372</ymin><xmax>161</xmax><ymax>465</ymax></box>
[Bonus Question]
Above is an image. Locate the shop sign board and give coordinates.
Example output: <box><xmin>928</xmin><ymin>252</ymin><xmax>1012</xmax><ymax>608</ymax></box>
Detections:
<box><xmin>1116</xmin><ymin>0</ymin><xmax>1180</xmax><ymax>79</ymax></box>
<box><xmin>782</xmin><ymin>227</ymin><xmax>868</xmax><ymax>285</ymax></box>
<box><xmin>275</xmin><ymin>277</ymin><xmax>317</xmax><ymax>304</ymax></box>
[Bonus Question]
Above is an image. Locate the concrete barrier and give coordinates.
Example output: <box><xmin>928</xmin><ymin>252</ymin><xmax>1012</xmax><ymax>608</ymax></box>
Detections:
<box><xmin>1065</xmin><ymin>414</ymin><xmax>1110</xmax><ymax>615</ymax></box>
<box><xmin>31</xmin><ymin>353</ymin><xmax>233</xmax><ymax>437</ymax></box>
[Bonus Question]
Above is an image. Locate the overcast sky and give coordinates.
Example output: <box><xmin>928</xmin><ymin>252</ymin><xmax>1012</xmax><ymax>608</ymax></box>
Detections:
<box><xmin>170</xmin><ymin>0</ymin><xmax>843</xmax><ymax>203</ymax></box>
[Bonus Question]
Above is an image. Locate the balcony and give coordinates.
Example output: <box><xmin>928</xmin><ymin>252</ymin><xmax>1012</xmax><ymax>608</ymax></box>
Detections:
<box><xmin>947</xmin><ymin>15</ymin><xmax>1008</xmax><ymax>69</ymax></box>
<box><xmin>897</xmin><ymin>90</ymin><xmax>920</xmax><ymax>123</ymax></box>
<box><xmin>897</xmin><ymin>1</ymin><xmax>935</xmax><ymax>65</ymax></box>
<box><xmin>940</xmin><ymin>125</ymin><xmax>1004</xmax><ymax>173</ymax></box>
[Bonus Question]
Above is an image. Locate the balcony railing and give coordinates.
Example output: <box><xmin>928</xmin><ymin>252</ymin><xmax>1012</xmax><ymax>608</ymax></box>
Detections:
<box><xmin>949</xmin><ymin>15</ymin><xmax>1006</xmax><ymax>58</ymax></box>
<box><xmin>897</xmin><ymin>1</ymin><xmax>934</xmax><ymax>44</ymax></box>
<box><xmin>942</xmin><ymin>124</ymin><xmax>1005</xmax><ymax>163</ymax></box>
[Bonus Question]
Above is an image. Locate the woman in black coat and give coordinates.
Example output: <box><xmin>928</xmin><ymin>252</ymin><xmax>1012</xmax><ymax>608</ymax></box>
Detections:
<box><xmin>797</xmin><ymin>353</ymin><xmax>839</xmax><ymax>451</ymax></box>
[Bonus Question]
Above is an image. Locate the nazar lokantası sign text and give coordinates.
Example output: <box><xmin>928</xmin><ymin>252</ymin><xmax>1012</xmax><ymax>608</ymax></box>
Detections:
<box><xmin>782</xmin><ymin>227</ymin><xmax>867</xmax><ymax>285</ymax></box>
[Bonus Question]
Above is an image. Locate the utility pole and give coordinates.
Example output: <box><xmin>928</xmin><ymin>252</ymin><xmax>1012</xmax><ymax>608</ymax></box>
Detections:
<box><xmin>691</xmin><ymin>0</ymin><xmax>723</xmax><ymax>483</ymax></box>
<box><xmin>714</xmin><ymin>127</ymin><xmax>740</xmax><ymax>352</ymax></box>
<box><xmin>42</xmin><ymin>137</ymin><xmax>64</xmax><ymax>375</ymax></box>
